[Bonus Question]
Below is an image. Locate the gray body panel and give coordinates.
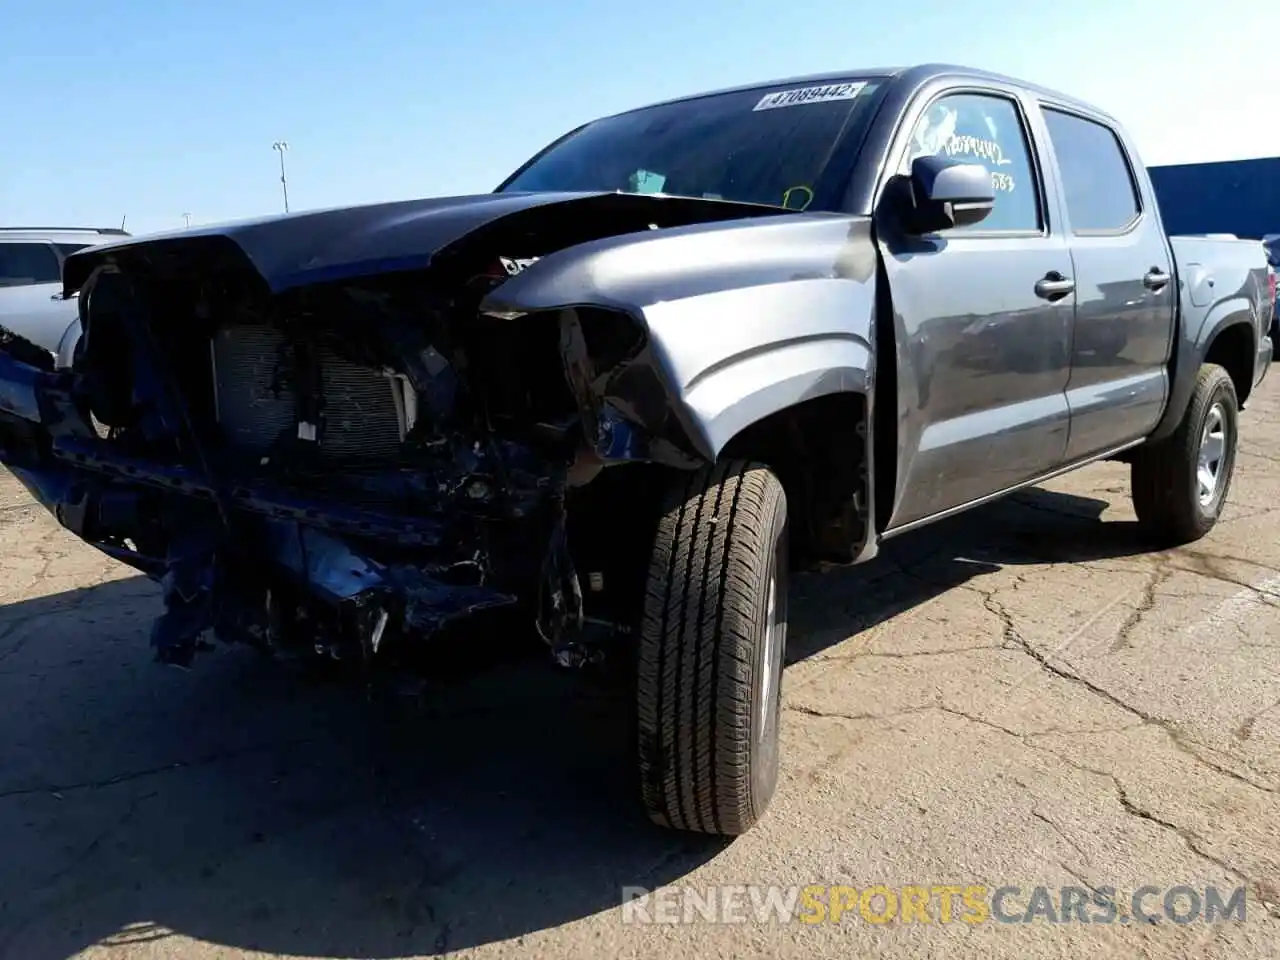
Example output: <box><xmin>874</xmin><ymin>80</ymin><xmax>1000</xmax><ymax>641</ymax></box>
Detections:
<box><xmin>481</xmin><ymin>214</ymin><xmax>878</xmax><ymax>461</ymax></box>
<box><xmin>1058</xmin><ymin>229</ymin><xmax>1176</xmax><ymax>462</ymax></box>
<box><xmin>1167</xmin><ymin>235</ymin><xmax>1274</xmax><ymax>394</ymax></box>
<box><xmin>875</xmin><ymin>230</ymin><xmax>1075</xmax><ymax>529</ymax></box>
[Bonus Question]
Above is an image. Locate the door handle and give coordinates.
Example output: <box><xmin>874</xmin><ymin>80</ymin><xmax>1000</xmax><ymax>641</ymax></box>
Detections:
<box><xmin>1143</xmin><ymin>267</ymin><xmax>1171</xmax><ymax>291</ymax></box>
<box><xmin>1034</xmin><ymin>272</ymin><xmax>1075</xmax><ymax>301</ymax></box>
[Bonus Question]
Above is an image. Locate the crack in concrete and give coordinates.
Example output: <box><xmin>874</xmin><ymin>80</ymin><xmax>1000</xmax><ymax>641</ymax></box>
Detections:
<box><xmin>974</xmin><ymin>585</ymin><xmax>1279</xmax><ymax>796</ymax></box>
<box><xmin>1108</xmin><ymin>780</ymin><xmax>1258</xmax><ymax>901</ymax></box>
<box><xmin>785</xmin><ymin>703</ymin><xmax>936</xmax><ymax>725</ymax></box>
<box><xmin>1181</xmin><ymin>548</ymin><xmax>1280</xmax><ymax>578</ymax></box>
<box><xmin>790</xmin><ymin>696</ymin><xmax>1269</xmax><ymax>908</ymax></box>
<box><xmin>1168</xmin><ymin>562</ymin><xmax>1280</xmax><ymax>606</ymax></box>
<box><xmin>948</xmin><ymin>708</ymin><xmax>1267</xmax><ymax>905</ymax></box>
<box><xmin>1030</xmin><ymin>808</ymin><xmax>1092</xmax><ymax>867</ymax></box>
<box><xmin>1238</xmin><ymin>449</ymin><xmax>1280</xmax><ymax>466</ymax></box>
<box><xmin>1110</xmin><ymin>561</ymin><xmax>1171</xmax><ymax>653</ymax></box>
<box><xmin>825</xmin><ymin>548</ymin><xmax>1280</xmax><ymax>795</ymax></box>
<box><xmin>1218</xmin><ymin>505</ymin><xmax>1280</xmax><ymax>525</ymax></box>
<box><xmin>789</xmin><ymin>700</ymin><xmax>1143</xmax><ymax>741</ymax></box>
<box><xmin>805</xmin><ymin>643</ymin><xmax>1007</xmax><ymax>663</ymax></box>
<box><xmin>1025</xmin><ymin>746</ymin><xmax>1268</xmax><ymax>909</ymax></box>
<box><xmin>1056</xmin><ymin>860</ymin><xmax>1102</xmax><ymax>899</ymax></box>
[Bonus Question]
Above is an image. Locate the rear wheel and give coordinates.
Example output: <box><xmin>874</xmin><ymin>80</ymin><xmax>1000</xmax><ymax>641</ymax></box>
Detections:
<box><xmin>1131</xmin><ymin>363</ymin><xmax>1238</xmax><ymax>545</ymax></box>
<box><xmin>636</xmin><ymin>460</ymin><xmax>788</xmax><ymax>835</ymax></box>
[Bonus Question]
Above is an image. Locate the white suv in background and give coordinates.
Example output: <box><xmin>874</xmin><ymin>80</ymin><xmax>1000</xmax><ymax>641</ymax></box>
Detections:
<box><xmin>0</xmin><ymin>226</ymin><xmax>129</xmax><ymax>365</ymax></box>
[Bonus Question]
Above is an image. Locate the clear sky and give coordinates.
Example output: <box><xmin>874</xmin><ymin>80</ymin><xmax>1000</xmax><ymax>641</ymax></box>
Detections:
<box><xmin>2</xmin><ymin>0</ymin><xmax>1272</xmax><ymax>237</ymax></box>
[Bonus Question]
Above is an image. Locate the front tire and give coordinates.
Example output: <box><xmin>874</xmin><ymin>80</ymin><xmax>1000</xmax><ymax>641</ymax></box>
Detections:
<box><xmin>1131</xmin><ymin>363</ymin><xmax>1239</xmax><ymax>545</ymax></box>
<box><xmin>636</xmin><ymin>460</ymin><xmax>788</xmax><ymax>836</ymax></box>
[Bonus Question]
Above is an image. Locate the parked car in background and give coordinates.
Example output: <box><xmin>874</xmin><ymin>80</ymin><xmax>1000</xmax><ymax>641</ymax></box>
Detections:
<box><xmin>0</xmin><ymin>65</ymin><xmax>1272</xmax><ymax>837</ymax></box>
<box><xmin>0</xmin><ymin>226</ymin><xmax>129</xmax><ymax>364</ymax></box>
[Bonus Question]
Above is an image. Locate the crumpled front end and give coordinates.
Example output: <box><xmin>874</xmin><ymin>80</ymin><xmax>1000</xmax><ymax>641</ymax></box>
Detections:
<box><xmin>0</xmin><ymin>223</ymin><xmax>703</xmax><ymax>672</ymax></box>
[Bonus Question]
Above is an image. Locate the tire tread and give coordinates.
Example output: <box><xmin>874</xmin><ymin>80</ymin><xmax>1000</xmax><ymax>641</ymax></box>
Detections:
<box><xmin>1131</xmin><ymin>362</ymin><xmax>1237</xmax><ymax>545</ymax></box>
<box><xmin>637</xmin><ymin>460</ymin><xmax>785</xmax><ymax>835</ymax></box>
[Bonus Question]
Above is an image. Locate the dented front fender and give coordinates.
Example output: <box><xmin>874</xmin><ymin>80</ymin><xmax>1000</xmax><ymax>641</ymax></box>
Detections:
<box><xmin>479</xmin><ymin>214</ymin><xmax>878</xmax><ymax>461</ymax></box>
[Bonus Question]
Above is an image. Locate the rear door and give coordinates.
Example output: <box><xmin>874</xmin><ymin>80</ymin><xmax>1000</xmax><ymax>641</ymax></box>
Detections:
<box><xmin>875</xmin><ymin>83</ymin><xmax>1076</xmax><ymax>530</ymax></box>
<box><xmin>0</xmin><ymin>241</ymin><xmax>76</xmax><ymax>351</ymax></box>
<box><xmin>1035</xmin><ymin>106</ymin><xmax>1176</xmax><ymax>460</ymax></box>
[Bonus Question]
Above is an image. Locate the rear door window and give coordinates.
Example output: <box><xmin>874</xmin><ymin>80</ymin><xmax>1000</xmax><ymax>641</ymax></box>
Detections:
<box><xmin>0</xmin><ymin>242</ymin><xmax>62</xmax><ymax>287</ymax></box>
<box><xmin>1041</xmin><ymin>109</ymin><xmax>1141</xmax><ymax>233</ymax></box>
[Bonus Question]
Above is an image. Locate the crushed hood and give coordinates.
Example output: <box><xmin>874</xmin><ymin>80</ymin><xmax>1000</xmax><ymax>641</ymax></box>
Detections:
<box><xmin>61</xmin><ymin>190</ymin><xmax>785</xmax><ymax>296</ymax></box>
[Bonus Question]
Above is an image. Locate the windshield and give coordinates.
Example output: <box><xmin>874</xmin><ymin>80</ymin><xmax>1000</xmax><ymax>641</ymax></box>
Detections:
<box><xmin>498</xmin><ymin>79</ymin><xmax>885</xmax><ymax>212</ymax></box>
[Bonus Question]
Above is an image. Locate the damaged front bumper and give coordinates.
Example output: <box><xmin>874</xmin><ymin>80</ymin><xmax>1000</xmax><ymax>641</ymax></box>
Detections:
<box><xmin>0</xmin><ymin>278</ymin><xmax>683</xmax><ymax>674</ymax></box>
<box><xmin>0</xmin><ymin>341</ymin><xmax>582</xmax><ymax>668</ymax></box>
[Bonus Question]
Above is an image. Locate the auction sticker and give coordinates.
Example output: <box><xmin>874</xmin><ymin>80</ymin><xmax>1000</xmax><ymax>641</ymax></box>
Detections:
<box><xmin>753</xmin><ymin>81</ymin><xmax>866</xmax><ymax>111</ymax></box>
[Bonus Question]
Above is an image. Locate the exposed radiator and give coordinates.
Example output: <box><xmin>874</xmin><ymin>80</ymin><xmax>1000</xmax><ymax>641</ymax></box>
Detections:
<box><xmin>210</xmin><ymin>324</ymin><xmax>407</xmax><ymax>462</ymax></box>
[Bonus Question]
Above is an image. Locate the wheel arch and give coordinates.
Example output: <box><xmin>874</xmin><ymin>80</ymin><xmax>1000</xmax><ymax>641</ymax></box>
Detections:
<box><xmin>719</xmin><ymin>388</ymin><xmax>872</xmax><ymax>567</ymax></box>
<box><xmin>1150</xmin><ymin>305</ymin><xmax>1256</xmax><ymax>444</ymax></box>
<box><xmin>1202</xmin><ymin>318</ymin><xmax>1256</xmax><ymax>408</ymax></box>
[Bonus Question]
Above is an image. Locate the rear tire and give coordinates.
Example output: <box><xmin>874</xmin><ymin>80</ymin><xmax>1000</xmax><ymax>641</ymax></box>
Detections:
<box><xmin>1130</xmin><ymin>363</ymin><xmax>1238</xmax><ymax>545</ymax></box>
<box><xmin>636</xmin><ymin>460</ymin><xmax>788</xmax><ymax>836</ymax></box>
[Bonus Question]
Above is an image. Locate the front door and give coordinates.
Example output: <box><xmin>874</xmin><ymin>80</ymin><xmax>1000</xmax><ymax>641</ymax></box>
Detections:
<box><xmin>876</xmin><ymin>88</ymin><xmax>1076</xmax><ymax>531</ymax></box>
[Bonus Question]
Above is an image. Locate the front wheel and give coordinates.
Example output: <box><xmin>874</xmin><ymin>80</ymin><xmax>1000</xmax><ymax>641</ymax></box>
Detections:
<box><xmin>1130</xmin><ymin>363</ymin><xmax>1239</xmax><ymax>545</ymax></box>
<box><xmin>636</xmin><ymin>460</ymin><xmax>788</xmax><ymax>836</ymax></box>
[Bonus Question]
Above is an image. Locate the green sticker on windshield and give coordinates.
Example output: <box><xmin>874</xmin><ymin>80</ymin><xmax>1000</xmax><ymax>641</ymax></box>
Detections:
<box><xmin>782</xmin><ymin>185</ymin><xmax>813</xmax><ymax>210</ymax></box>
<box><xmin>629</xmin><ymin>169</ymin><xmax>666</xmax><ymax>193</ymax></box>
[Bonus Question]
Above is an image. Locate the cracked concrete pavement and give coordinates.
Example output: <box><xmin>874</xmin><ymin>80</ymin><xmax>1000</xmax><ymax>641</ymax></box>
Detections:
<box><xmin>1</xmin><ymin>382</ymin><xmax>1279</xmax><ymax>960</ymax></box>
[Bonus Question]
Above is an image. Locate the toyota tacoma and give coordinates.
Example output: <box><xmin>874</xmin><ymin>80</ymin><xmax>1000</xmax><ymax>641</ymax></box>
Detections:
<box><xmin>0</xmin><ymin>64</ymin><xmax>1272</xmax><ymax>836</ymax></box>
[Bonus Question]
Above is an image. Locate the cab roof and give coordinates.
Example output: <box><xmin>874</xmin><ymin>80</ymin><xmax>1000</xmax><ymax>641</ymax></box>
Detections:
<box><xmin>616</xmin><ymin>63</ymin><xmax>1110</xmax><ymax>125</ymax></box>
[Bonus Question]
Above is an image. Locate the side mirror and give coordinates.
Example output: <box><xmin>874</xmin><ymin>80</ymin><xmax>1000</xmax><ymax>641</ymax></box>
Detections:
<box><xmin>904</xmin><ymin>155</ymin><xmax>995</xmax><ymax>233</ymax></box>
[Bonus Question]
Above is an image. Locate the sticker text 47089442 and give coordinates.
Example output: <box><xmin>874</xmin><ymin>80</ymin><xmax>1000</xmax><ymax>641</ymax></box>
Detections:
<box><xmin>753</xmin><ymin>82</ymin><xmax>867</xmax><ymax>112</ymax></box>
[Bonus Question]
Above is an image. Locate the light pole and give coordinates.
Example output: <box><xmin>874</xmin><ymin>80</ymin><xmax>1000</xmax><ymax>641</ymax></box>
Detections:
<box><xmin>272</xmin><ymin>140</ymin><xmax>290</xmax><ymax>213</ymax></box>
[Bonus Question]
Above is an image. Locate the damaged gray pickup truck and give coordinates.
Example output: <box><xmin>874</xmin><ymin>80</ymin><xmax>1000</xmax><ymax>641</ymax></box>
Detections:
<box><xmin>0</xmin><ymin>64</ymin><xmax>1273</xmax><ymax>837</ymax></box>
